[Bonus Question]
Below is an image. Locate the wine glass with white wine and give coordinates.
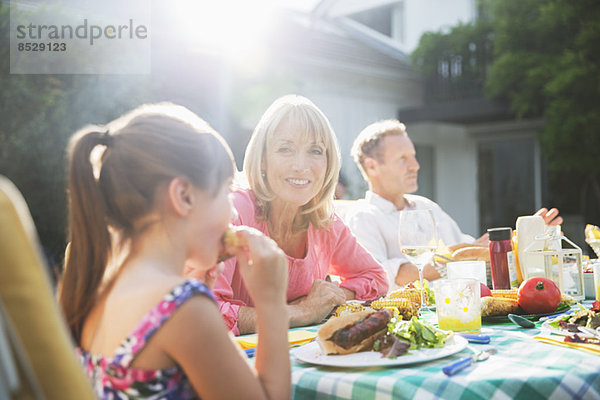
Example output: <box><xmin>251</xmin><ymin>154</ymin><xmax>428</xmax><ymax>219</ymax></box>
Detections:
<box><xmin>398</xmin><ymin>209</ymin><xmax>438</xmax><ymax>311</ymax></box>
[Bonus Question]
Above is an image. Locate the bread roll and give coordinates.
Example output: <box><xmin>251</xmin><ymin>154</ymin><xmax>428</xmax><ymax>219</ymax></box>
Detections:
<box><xmin>481</xmin><ymin>296</ymin><xmax>519</xmax><ymax>317</ymax></box>
<box><xmin>217</xmin><ymin>225</ymin><xmax>244</xmax><ymax>262</ymax></box>
<box><xmin>452</xmin><ymin>246</ymin><xmax>490</xmax><ymax>263</ymax></box>
<box><xmin>447</xmin><ymin>243</ymin><xmax>482</xmax><ymax>253</ymax></box>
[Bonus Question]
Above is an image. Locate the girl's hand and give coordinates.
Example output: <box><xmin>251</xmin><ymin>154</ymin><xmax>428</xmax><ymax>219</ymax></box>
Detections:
<box><xmin>228</xmin><ymin>227</ymin><xmax>288</xmax><ymax>307</ymax></box>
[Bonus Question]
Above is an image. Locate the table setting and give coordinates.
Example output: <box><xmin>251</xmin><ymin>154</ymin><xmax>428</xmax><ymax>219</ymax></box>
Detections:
<box><xmin>286</xmin><ymin>300</ymin><xmax>600</xmax><ymax>400</ymax></box>
<box><xmin>235</xmin><ymin>217</ymin><xmax>600</xmax><ymax>399</ymax></box>
<box><xmin>235</xmin><ymin>283</ymin><xmax>600</xmax><ymax>399</ymax></box>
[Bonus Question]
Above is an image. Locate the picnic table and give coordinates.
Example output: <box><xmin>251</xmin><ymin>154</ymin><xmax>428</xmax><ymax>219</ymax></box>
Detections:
<box><xmin>284</xmin><ymin>304</ymin><xmax>600</xmax><ymax>399</ymax></box>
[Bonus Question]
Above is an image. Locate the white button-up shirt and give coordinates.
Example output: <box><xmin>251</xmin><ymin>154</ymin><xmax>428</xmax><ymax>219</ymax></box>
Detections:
<box><xmin>344</xmin><ymin>191</ymin><xmax>474</xmax><ymax>290</ymax></box>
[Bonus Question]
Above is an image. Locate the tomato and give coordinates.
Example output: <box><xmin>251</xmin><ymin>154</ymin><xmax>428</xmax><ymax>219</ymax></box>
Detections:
<box><xmin>480</xmin><ymin>283</ymin><xmax>492</xmax><ymax>298</ymax></box>
<box><xmin>517</xmin><ymin>277</ymin><xmax>561</xmax><ymax>314</ymax></box>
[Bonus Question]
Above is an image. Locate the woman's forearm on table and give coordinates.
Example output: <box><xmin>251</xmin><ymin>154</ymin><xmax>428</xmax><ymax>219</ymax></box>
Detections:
<box><xmin>239</xmin><ymin>302</ymin><xmax>312</xmax><ymax>332</ymax></box>
<box><xmin>341</xmin><ymin>287</ymin><xmax>355</xmax><ymax>301</ymax></box>
<box><xmin>236</xmin><ymin>306</ymin><xmax>258</xmax><ymax>335</ymax></box>
<box><xmin>287</xmin><ymin>302</ymin><xmax>311</xmax><ymax>328</ymax></box>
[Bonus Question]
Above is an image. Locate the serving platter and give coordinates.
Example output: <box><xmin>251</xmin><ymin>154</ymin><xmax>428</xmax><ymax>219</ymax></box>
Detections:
<box><xmin>539</xmin><ymin>320</ymin><xmax>596</xmax><ymax>338</ymax></box>
<box><xmin>482</xmin><ymin>305</ymin><xmax>570</xmax><ymax>323</ymax></box>
<box><xmin>292</xmin><ymin>335</ymin><xmax>468</xmax><ymax>368</ymax></box>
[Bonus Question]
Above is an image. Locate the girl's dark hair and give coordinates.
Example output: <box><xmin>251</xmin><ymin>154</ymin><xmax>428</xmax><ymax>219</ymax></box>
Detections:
<box><xmin>58</xmin><ymin>103</ymin><xmax>235</xmax><ymax>343</ymax></box>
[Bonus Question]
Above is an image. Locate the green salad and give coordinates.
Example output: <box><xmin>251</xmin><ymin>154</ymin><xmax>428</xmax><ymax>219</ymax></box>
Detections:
<box><xmin>548</xmin><ymin>302</ymin><xmax>600</xmax><ymax>330</ymax></box>
<box><xmin>412</xmin><ymin>279</ymin><xmax>435</xmax><ymax>305</ymax></box>
<box><xmin>374</xmin><ymin>316</ymin><xmax>448</xmax><ymax>358</ymax></box>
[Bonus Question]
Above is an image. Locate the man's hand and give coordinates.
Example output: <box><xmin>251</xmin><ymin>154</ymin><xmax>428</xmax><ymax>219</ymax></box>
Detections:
<box><xmin>534</xmin><ymin>207</ymin><xmax>563</xmax><ymax>226</ymax></box>
<box><xmin>473</xmin><ymin>233</ymin><xmax>489</xmax><ymax>246</ymax></box>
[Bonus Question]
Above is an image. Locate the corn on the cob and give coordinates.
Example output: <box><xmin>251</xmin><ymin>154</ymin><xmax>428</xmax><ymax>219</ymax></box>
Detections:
<box><xmin>334</xmin><ymin>302</ymin><xmax>364</xmax><ymax>317</ymax></box>
<box><xmin>370</xmin><ymin>298</ymin><xmax>418</xmax><ymax>320</ymax></box>
<box><xmin>376</xmin><ymin>306</ymin><xmax>401</xmax><ymax>319</ymax></box>
<box><xmin>490</xmin><ymin>289</ymin><xmax>518</xmax><ymax>300</ymax></box>
<box><xmin>370</xmin><ymin>297</ymin><xmax>413</xmax><ymax>310</ymax></box>
<box><xmin>386</xmin><ymin>288</ymin><xmax>427</xmax><ymax>306</ymax></box>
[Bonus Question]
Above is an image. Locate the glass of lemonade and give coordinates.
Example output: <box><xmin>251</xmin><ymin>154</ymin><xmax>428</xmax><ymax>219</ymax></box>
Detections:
<box><xmin>434</xmin><ymin>278</ymin><xmax>481</xmax><ymax>333</ymax></box>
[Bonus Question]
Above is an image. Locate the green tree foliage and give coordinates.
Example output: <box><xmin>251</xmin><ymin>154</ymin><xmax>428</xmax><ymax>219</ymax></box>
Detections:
<box><xmin>411</xmin><ymin>19</ymin><xmax>494</xmax><ymax>102</ymax></box>
<box><xmin>486</xmin><ymin>0</ymin><xmax>600</xmax><ymax>215</ymax></box>
<box><xmin>0</xmin><ymin>1</ymin><xmax>150</xmax><ymax>267</ymax></box>
<box><xmin>412</xmin><ymin>0</ymin><xmax>600</xmax><ymax>220</ymax></box>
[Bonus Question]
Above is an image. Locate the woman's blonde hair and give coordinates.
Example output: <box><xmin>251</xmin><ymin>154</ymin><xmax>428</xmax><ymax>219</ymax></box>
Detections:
<box><xmin>243</xmin><ymin>95</ymin><xmax>340</xmax><ymax>230</ymax></box>
<box><xmin>59</xmin><ymin>103</ymin><xmax>235</xmax><ymax>343</ymax></box>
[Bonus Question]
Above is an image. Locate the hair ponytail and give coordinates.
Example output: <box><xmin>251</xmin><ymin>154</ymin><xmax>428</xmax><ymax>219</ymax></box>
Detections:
<box><xmin>59</xmin><ymin>129</ymin><xmax>112</xmax><ymax>343</ymax></box>
<box><xmin>58</xmin><ymin>103</ymin><xmax>235</xmax><ymax>343</ymax></box>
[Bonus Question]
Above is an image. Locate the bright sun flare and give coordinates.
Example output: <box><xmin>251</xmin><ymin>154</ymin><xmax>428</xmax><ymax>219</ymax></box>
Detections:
<box><xmin>173</xmin><ymin>0</ymin><xmax>277</xmax><ymax>61</ymax></box>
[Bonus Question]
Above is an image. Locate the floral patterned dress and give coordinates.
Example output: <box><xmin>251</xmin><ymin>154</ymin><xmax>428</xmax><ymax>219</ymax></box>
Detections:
<box><xmin>78</xmin><ymin>279</ymin><xmax>214</xmax><ymax>399</ymax></box>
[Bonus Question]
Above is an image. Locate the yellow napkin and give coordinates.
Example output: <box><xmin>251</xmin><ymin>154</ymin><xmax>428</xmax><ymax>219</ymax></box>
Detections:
<box><xmin>236</xmin><ymin>330</ymin><xmax>317</xmax><ymax>350</ymax></box>
<box><xmin>533</xmin><ymin>334</ymin><xmax>600</xmax><ymax>356</ymax></box>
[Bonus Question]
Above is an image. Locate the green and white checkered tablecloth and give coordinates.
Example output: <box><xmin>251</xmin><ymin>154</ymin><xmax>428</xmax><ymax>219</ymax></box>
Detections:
<box><xmin>290</xmin><ymin>308</ymin><xmax>600</xmax><ymax>400</ymax></box>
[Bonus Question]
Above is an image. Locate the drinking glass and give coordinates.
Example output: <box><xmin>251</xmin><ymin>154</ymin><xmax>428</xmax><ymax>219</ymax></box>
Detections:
<box><xmin>447</xmin><ymin>261</ymin><xmax>487</xmax><ymax>285</ymax></box>
<box><xmin>434</xmin><ymin>278</ymin><xmax>481</xmax><ymax>333</ymax></box>
<box><xmin>398</xmin><ymin>209</ymin><xmax>438</xmax><ymax>310</ymax></box>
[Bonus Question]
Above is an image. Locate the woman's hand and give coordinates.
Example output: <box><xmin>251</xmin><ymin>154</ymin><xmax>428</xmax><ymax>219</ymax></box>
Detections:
<box><xmin>230</xmin><ymin>227</ymin><xmax>288</xmax><ymax>308</ymax></box>
<box><xmin>288</xmin><ymin>279</ymin><xmax>347</xmax><ymax>327</ymax></box>
<box><xmin>395</xmin><ymin>262</ymin><xmax>441</xmax><ymax>287</ymax></box>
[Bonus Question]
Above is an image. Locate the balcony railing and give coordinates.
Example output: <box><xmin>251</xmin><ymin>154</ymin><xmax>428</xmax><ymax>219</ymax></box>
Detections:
<box><xmin>413</xmin><ymin>25</ymin><xmax>494</xmax><ymax>105</ymax></box>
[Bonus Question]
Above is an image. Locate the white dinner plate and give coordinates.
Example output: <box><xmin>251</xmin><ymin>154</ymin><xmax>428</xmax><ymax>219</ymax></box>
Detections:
<box><xmin>292</xmin><ymin>335</ymin><xmax>468</xmax><ymax>368</ymax></box>
<box><xmin>540</xmin><ymin>320</ymin><xmax>595</xmax><ymax>338</ymax></box>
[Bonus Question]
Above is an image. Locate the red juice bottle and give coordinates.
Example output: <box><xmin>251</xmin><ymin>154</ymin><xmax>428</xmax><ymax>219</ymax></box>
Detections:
<box><xmin>488</xmin><ymin>227</ymin><xmax>514</xmax><ymax>290</ymax></box>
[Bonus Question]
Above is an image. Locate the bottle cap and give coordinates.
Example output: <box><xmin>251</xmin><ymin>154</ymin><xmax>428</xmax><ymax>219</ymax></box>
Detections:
<box><xmin>487</xmin><ymin>227</ymin><xmax>512</xmax><ymax>241</ymax></box>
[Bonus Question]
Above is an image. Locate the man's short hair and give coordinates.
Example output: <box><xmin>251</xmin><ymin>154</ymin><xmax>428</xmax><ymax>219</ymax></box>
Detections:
<box><xmin>351</xmin><ymin>119</ymin><xmax>407</xmax><ymax>179</ymax></box>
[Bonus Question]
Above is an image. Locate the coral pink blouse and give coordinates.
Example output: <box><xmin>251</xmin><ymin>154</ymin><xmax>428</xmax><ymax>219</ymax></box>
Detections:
<box><xmin>213</xmin><ymin>189</ymin><xmax>388</xmax><ymax>335</ymax></box>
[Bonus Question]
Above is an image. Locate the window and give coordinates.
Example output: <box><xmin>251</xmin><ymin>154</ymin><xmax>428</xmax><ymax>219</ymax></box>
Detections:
<box><xmin>478</xmin><ymin>136</ymin><xmax>536</xmax><ymax>231</ymax></box>
<box><xmin>348</xmin><ymin>4</ymin><xmax>394</xmax><ymax>37</ymax></box>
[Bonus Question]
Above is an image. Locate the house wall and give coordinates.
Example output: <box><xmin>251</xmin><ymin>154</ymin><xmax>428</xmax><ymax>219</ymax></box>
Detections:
<box><xmin>408</xmin><ymin>122</ymin><xmax>479</xmax><ymax>238</ymax></box>
<box><xmin>393</xmin><ymin>0</ymin><xmax>476</xmax><ymax>53</ymax></box>
<box><xmin>317</xmin><ymin>0</ymin><xmax>477</xmax><ymax>54</ymax></box>
<box><xmin>274</xmin><ymin>55</ymin><xmax>424</xmax><ymax>198</ymax></box>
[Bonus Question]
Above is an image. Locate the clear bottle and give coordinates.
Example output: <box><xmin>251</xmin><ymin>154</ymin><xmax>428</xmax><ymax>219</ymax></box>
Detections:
<box><xmin>488</xmin><ymin>227</ymin><xmax>517</xmax><ymax>290</ymax></box>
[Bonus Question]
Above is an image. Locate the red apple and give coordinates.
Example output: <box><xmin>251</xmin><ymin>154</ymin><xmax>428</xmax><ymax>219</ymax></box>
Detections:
<box><xmin>480</xmin><ymin>282</ymin><xmax>492</xmax><ymax>297</ymax></box>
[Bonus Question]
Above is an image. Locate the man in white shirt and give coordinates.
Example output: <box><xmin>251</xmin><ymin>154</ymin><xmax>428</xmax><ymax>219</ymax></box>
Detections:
<box><xmin>346</xmin><ymin>119</ymin><xmax>562</xmax><ymax>289</ymax></box>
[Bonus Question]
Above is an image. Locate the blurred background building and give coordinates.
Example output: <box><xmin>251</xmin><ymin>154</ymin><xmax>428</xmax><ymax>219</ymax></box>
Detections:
<box><xmin>3</xmin><ymin>0</ymin><xmax>596</xmax><ymax>261</ymax></box>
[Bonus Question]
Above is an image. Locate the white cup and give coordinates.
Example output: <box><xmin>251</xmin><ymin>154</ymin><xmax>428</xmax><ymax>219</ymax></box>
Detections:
<box><xmin>594</xmin><ymin>262</ymin><xmax>600</xmax><ymax>302</ymax></box>
<box><xmin>447</xmin><ymin>261</ymin><xmax>487</xmax><ymax>285</ymax></box>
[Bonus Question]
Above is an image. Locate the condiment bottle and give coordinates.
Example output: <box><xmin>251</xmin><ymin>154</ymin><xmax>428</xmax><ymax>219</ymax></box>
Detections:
<box><xmin>488</xmin><ymin>227</ymin><xmax>517</xmax><ymax>290</ymax></box>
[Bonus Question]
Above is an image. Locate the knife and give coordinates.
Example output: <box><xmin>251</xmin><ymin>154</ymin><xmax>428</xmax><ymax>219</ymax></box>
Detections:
<box><xmin>442</xmin><ymin>348</ymin><xmax>497</xmax><ymax>376</ymax></box>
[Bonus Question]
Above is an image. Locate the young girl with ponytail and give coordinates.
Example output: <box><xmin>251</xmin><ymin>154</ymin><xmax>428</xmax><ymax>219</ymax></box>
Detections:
<box><xmin>58</xmin><ymin>103</ymin><xmax>290</xmax><ymax>399</ymax></box>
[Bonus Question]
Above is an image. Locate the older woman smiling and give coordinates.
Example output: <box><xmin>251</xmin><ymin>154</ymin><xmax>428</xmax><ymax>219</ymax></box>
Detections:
<box><xmin>211</xmin><ymin>95</ymin><xmax>388</xmax><ymax>335</ymax></box>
